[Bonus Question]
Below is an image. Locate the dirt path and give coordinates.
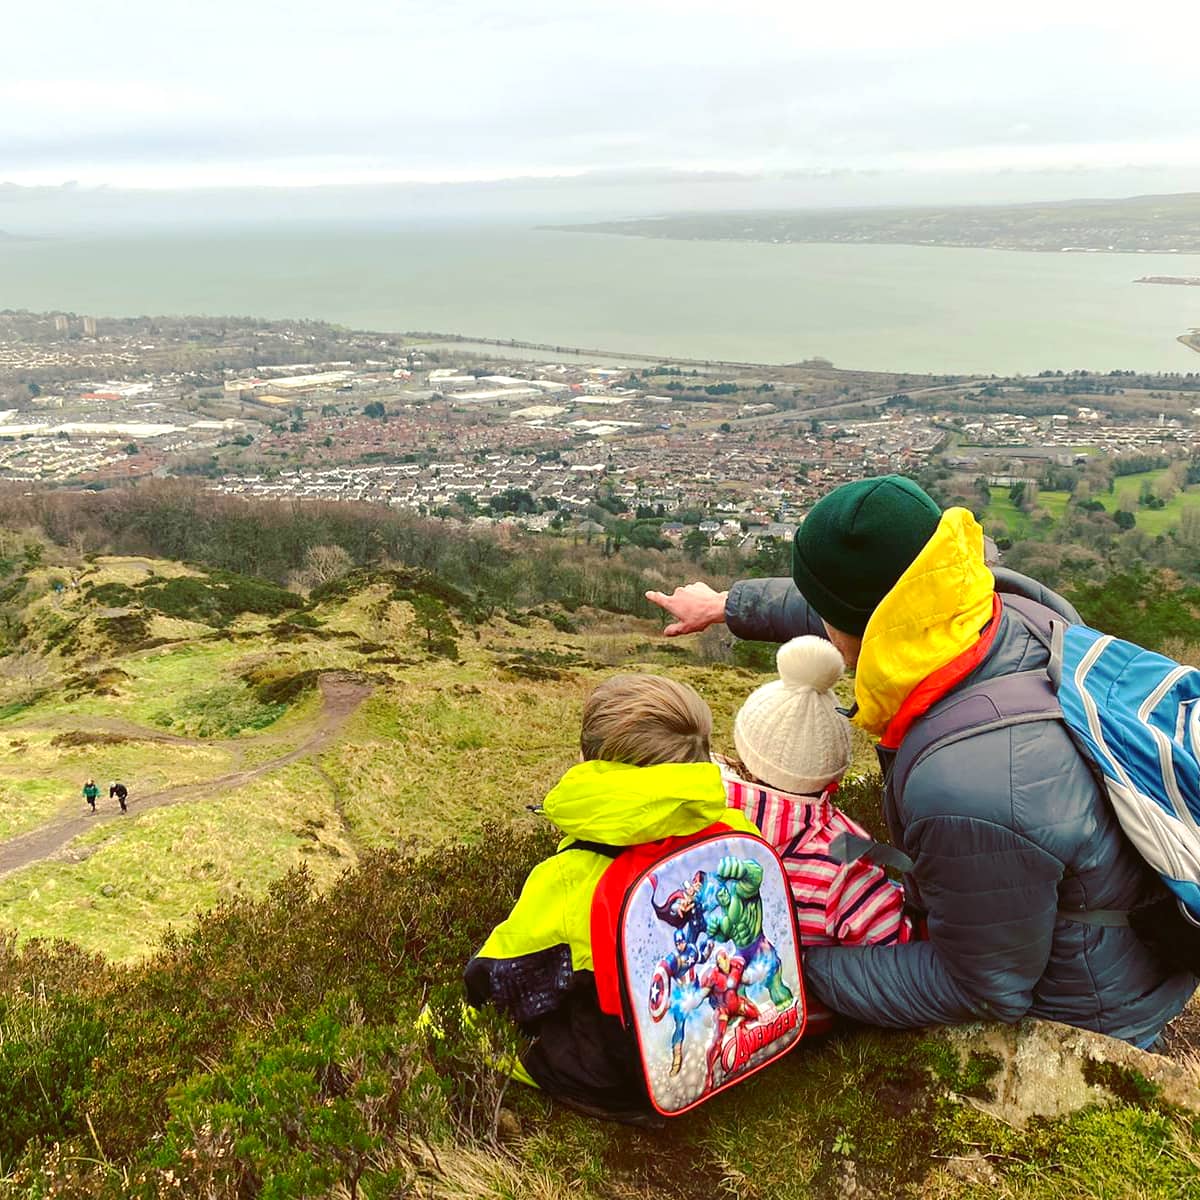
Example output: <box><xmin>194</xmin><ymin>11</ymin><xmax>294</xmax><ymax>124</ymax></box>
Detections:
<box><xmin>7</xmin><ymin>712</ymin><xmax>210</xmax><ymax>748</ymax></box>
<box><xmin>0</xmin><ymin>673</ymin><xmax>373</xmax><ymax>879</ymax></box>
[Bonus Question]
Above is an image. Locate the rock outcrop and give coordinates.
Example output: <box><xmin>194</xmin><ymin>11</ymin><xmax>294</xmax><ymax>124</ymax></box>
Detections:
<box><xmin>941</xmin><ymin>1017</ymin><xmax>1200</xmax><ymax>1126</ymax></box>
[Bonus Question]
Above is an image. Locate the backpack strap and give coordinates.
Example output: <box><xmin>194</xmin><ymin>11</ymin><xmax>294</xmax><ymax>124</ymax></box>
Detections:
<box><xmin>889</xmin><ymin>667</ymin><xmax>1065</xmax><ymax>803</ymax></box>
<box><xmin>1001</xmin><ymin>593</ymin><xmax>1068</xmax><ymax>690</ymax></box>
<box><xmin>828</xmin><ymin>831</ymin><xmax>915</xmax><ymax>874</ymax></box>
<box><xmin>559</xmin><ymin>840</ymin><xmax>622</xmax><ymax>859</ymax></box>
<box><xmin>1002</xmin><ymin>592</ymin><xmax>1055</xmax><ymax>649</ymax></box>
<box><xmin>1058</xmin><ymin>907</ymin><xmax>1131</xmax><ymax>927</ymax></box>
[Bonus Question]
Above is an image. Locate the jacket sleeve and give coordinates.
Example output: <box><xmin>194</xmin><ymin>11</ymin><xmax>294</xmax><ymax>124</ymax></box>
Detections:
<box><xmin>463</xmin><ymin>858</ymin><xmax>576</xmax><ymax>1026</ymax></box>
<box><xmin>803</xmin><ymin>776</ymin><xmax>1066</xmax><ymax>1028</ymax></box>
<box><xmin>824</xmin><ymin>861</ymin><xmax>910</xmax><ymax>948</ymax></box>
<box><xmin>724</xmin><ymin>578</ymin><xmax>828</xmax><ymax>643</ymax></box>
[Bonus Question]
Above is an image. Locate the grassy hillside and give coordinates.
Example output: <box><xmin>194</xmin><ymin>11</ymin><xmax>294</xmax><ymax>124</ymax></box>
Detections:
<box><xmin>0</xmin><ymin>549</ymin><xmax>1197</xmax><ymax>1198</ymax></box>
<box><xmin>0</xmin><ymin>553</ymin><xmax>825</xmax><ymax>961</ymax></box>
<box><xmin>984</xmin><ymin>470</ymin><xmax>1200</xmax><ymax>539</ymax></box>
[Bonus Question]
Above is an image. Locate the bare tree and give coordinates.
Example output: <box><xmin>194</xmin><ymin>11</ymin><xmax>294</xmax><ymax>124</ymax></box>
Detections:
<box><xmin>292</xmin><ymin>544</ymin><xmax>354</xmax><ymax>592</ymax></box>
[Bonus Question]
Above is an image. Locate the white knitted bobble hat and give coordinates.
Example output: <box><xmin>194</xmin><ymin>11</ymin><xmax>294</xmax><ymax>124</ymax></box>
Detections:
<box><xmin>732</xmin><ymin>636</ymin><xmax>852</xmax><ymax>795</ymax></box>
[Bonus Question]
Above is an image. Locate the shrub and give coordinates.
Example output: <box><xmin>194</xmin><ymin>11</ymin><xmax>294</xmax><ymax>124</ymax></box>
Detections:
<box><xmin>137</xmin><ymin>571</ymin><xmax>303</xmax><ymax>627</ymax></box>
<box><xmin>68</xmin><ymin>829</ymin><xmax>550</xmax><ymax>1162</ymax></box>
<box><xmin>86</xmin><ymin>582</ymin><xmax>137</xmax><ymax>608</ymax></box>
<box><xmin>731</xmin><ymin>639</ymin><xmax>778</xmax><ymax>671</ymax></box>
<box><xmin>153</xmin><ymin>682</ymin><xmax>287</xmax><ymax>737</ymax></box>
<box><xmin>94</xmin><ymin>611</ymin><xmax>151</xmax><ymax>650</ymax></box>
<box><xmin>0</xmin><ymin>991</ymin><xmax>108</xmax><ymax>1167</ymax></box>
<box><xmin>250</xmin><ymin>669</ymin><xmax>323</xmax><ymax>706</ymax></box>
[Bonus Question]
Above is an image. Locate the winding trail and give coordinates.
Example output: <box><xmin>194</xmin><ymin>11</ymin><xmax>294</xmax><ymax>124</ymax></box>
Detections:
<box><xmin>0</xmin><ymin>673</ymin><xmax>373</xmax><ymax>879</ymax></box>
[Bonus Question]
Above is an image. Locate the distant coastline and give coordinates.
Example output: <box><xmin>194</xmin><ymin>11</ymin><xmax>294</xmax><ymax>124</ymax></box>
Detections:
<box><xmin>551</xmin><ymin>192</ymin><xmax>1200</xmax><ymax>256</ymax></box>
<box><xmin>1139</xmin><ymin>276</ymin><xmax>1200</xmax><ymax>286</ymax></box>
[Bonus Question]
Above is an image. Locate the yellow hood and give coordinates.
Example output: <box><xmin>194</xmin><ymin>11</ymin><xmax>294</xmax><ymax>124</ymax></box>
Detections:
<box><xmin>852</xmin><ymin>507</ymin><xmax>995</xmax><ymax>737</ymax></box>
<box><xmin>544</xmin><ymin>760</ymin><xmax>757</xmax><ymax>845</ymax></box>
<box><xmin>471</xmin><ymin>760</ymin><xmax>757</xmax><ymax>975</ymax></box>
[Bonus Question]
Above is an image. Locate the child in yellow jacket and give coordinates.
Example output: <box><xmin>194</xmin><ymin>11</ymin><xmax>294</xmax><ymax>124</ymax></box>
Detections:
<box><xmin>464</xmin><ymin>674</ymin><xmax>757</xmax><ymax>1126</ymax></box>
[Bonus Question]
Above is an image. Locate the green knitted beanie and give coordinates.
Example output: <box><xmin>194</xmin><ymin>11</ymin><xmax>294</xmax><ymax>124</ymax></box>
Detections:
<box><xmin>791</xmin><ymin>475</ymin><xmax>942</xmax><ymax>636</ymax></box>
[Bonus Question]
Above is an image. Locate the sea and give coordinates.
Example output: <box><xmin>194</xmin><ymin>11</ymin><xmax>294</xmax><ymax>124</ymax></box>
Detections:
<box><xmin>2</xmin><ymin>224</ymin><xmax>1198</xmax><ymax>376</ymax></box>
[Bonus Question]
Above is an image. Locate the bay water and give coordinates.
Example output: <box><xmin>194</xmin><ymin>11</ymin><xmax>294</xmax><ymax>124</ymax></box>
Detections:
<box><xmin>1</xmin><ymin>225</ymin><xmax>1197</xmax><ymax>375</ymax></box>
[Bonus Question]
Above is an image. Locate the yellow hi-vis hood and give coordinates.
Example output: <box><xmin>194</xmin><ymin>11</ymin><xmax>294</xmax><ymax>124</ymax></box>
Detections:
<box><xmin>852</xmin><ymin>507</ymin><xmax>995</xmax><ymax>737</ymax></box>
<box><xmin>476</xmin><ymin>761</ymin><xmax>756</xmax><ymax>973</ymax></box>
<box><xmin>545</xmin><ymin>760</ymin><xmax>754</xmax><ymax>846</ymax></box>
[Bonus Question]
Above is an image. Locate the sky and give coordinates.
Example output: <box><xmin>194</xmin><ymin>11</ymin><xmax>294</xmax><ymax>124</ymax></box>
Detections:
<box><xmin>2</xmin><ymin>0</ymin><xmax>1199</xmax><ymax>220</ymax></box>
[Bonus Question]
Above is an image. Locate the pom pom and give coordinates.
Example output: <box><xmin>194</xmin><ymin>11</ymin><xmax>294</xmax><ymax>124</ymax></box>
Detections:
<box><xmin>776</xmin><ymin>636</ymin><xmax>844</xmax><ymax>691</ymax></box>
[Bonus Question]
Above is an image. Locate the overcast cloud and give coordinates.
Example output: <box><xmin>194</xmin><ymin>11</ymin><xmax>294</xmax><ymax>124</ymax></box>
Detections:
<box><xmin>2</xmin><ymin>0</ymin><xmax>1198</xmax><ymax>192</ymax></box>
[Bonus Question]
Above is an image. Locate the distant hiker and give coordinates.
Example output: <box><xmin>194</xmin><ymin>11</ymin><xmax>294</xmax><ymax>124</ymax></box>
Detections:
<box><xmin>109</xmin><ymin>781</ymin><xmax>128</xmax><ymax>813</ymax></box>
<box><xmin>466</xmin><ymin>675</ymin><xmax>769</xmax><ymax>1126</ymax></box>
<box><xmin>648</xmin><ymin>475</ymin><xmax>1197</xmax><ymax>1048</ymax></box>
<box><xmin>82</xmin><ymin>779</ymin><xmax>99</xmax><ymax>812</ymax></box>
<box><xmin>720</xmin><ymin>636</ymin><xmax>914</xmax><ymax>1035</ymax></box>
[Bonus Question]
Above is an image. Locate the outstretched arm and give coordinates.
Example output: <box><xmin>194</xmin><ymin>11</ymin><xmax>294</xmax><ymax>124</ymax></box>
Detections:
<box><xmin>644</xmin><ymin>582</ymin><xmax>728</xmax><ymax>637</ymax></box>
<box><xmin>803</xmin><ymin>799</ymin><xmax>1064</xmax><ymax>1028</ymax></box>
<box><xmin>724</xmin><ymin>578</ymin><xmax>828</xmax><ymax>643</ymax></box>
<box><xmin>646</xmin><ymin>578</ymin><xmax>828</xmax><ymax>643</ymax></box>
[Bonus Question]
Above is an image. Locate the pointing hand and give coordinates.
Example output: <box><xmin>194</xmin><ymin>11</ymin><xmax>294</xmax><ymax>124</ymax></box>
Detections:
<box><xmin>644</xmin><ymin>582</ymin><xmax>729</xmax><ymax>637</ymax></box>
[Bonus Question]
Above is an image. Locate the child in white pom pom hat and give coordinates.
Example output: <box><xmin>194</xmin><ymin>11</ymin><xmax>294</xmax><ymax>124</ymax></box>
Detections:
<box><xmin>719</xmin><ymin>635</ymin><xmax>915</xmax><ymax>1033</ymax></box>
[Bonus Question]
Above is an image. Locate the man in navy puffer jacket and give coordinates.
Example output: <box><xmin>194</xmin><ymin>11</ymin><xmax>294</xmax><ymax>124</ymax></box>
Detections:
<box><xmin>649</xmin><ymin>476</ymin><xmax>1195</xmax><ymax>1045</ymax></box>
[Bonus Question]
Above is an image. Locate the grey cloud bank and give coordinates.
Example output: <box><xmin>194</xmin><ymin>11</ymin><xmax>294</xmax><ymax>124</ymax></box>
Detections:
<box><xmin>1</xmin><ymin>0</ymin><xmax>1198</xmax><ymax>229</ymax></box>
<box><xmin>4</xmin><ymin>2</ymin><xmax>1199</xmax><ymax>181</ymax></box>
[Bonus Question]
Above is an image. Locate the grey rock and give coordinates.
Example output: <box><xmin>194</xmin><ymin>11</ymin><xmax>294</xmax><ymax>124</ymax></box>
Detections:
<box><xmin>940</xmin><ymin>1018</ymin><xmax>1200</xmax><ymax>1127</ymax></box>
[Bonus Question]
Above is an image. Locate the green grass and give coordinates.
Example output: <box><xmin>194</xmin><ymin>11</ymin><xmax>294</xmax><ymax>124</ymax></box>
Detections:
<box><xmin>320</xmin><ymin>673</ymin><xmax>586</xmax><ymax>848</ymax></box>
<box><xmin>0</xmin><ymin>777</ymin><xmax>74</xmax><ymax>841</ymax></box>
<box><xmin>42</xmin><ymin>641</ymin><xmax>250</xmax><ymax>725</ymax></box>
<box><xmin>0</xmin><ymin>733</ymin><xmax>236</xmax><ymax>839</ymax></box>
<box><xmin>150</xmin><ymin>681</ymin><xmax>287</xmax><ymax>737</ymax></box>
<box><xmin>985</xmin><ymin>472</ymin><xmax>1200</xmax><ymax>539</ymax></box>
<box><xmin>0</xmin><ymin>763</ymin><xmax>351</xmax><ymax>961</ymax></box>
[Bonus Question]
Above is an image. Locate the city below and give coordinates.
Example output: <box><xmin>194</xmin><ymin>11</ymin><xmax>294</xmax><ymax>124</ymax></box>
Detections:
<box><xmin>2</xmin><ymin>309</ymin><xmax>1198</xmax><ymax>546</ymax></box>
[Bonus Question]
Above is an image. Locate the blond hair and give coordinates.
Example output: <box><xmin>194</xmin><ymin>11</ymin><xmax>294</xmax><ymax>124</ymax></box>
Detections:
<box><xmin>580</xmin><ymin>674</ymin><xmax>712</xmax><ymax>767</ymax></box>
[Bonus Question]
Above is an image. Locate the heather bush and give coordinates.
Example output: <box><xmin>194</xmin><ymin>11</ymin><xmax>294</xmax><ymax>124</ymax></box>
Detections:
<box><xmin>0</xmin><ymin>991</ymin><xmax>107</xmax><ymax>1170</ymax></box>
<box><xmin>0</xmin><ymin>827</ymin><xmax>550</xmax><ymax>1185</ymax></box>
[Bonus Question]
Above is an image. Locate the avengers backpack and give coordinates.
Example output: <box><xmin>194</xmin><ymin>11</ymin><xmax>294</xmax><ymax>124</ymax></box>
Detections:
<box><xmin>588</xmin><ymin>823</ymin><xmax>807</xmax><ymax>1116</ymax></box>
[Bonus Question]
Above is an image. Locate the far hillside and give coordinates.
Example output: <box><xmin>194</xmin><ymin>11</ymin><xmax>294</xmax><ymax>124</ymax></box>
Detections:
<box><xmin>556</xmin><ymin>191</ymin><xmax>1200</xmax><ymax>253</ymax></box>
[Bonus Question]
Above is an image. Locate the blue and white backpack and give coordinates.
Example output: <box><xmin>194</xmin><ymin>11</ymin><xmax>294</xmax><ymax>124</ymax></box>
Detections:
<box><xmin>885</xmin><ymin>594</ymin><xmax>1200</xmax><ymax>971</ymax></box>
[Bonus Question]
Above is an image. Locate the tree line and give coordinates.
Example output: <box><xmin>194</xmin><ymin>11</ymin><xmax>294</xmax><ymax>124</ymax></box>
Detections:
<box><xmin>0</xmin><ymin>483</ymin><xmax>727</xmax><ymax>623</ymax></box>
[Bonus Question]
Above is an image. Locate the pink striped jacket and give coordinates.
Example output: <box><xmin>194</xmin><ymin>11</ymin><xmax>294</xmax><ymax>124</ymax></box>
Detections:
<box><xmin>719</xmin><ymin>761</ymin><xmax>915</xmax><ymax>1033</ymax></box>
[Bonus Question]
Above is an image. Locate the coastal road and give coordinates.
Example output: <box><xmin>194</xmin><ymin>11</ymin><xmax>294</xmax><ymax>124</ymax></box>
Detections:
<box><xmin>713</xmin><ymin>378</ymin><xmax>991</xmax><ymax>432</ymax></box>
